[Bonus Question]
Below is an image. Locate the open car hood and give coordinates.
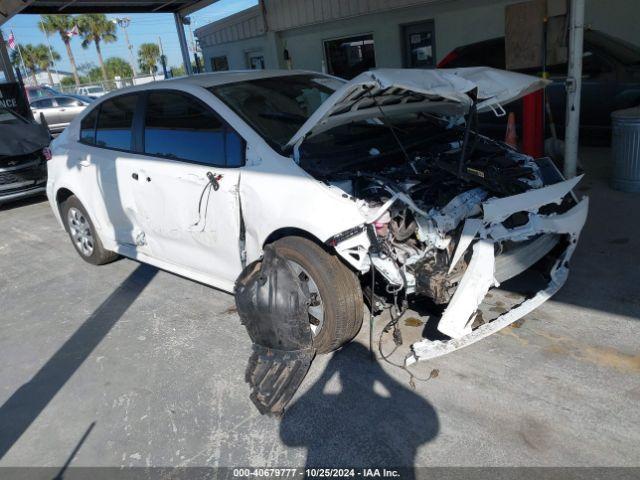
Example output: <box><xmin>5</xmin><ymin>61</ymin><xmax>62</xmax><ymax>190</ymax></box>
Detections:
<box><xmin>285</xmin><ymin>67</ymin><xmax>549</xmax><ymax>150</ymax></box>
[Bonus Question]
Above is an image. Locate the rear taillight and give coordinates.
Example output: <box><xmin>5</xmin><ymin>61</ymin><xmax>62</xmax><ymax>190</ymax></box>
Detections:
<box><xmin>437</xmin><ymin>50</ymin><xmax>460</xmax><ymax>68</ymax></box>
<box><xmin>42</xmin><ymin>147</ymin><xmax>52</xmax><ymax>161</ymax></box>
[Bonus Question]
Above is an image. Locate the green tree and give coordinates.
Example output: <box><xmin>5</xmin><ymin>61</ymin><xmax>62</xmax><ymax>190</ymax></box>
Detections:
<box><xmin>138</xmin><ymin>43</ymin><xmax>160</xmax><ymax>80</ymax></box>
<box><xmin>77</xmin><ymin>14</ymin><xmax>117</xmax><ymax>83</ymax></box>
<box><xmin>34</xmin><ymin>44</ymin><xmax>60</xmax><ymax>85</ymax></box>
<box><xmin>104</xmin><ymin>56</ymin><xmax>133</xmax><ymax>79</ymax></box>
<box><xmin>10</xmin><ymin>44</ymin><xmax>48</xmax><ymax>86</ymax></box>
<box><xmin>60</xmin><ymin>76</ymin><xmax>76</xmax><ymax>87</ymax></box>
<box><xmin>86</xmin><ymin>66</ymin><xmax>103</xmax><ymax>83</ymax></box>
<box><xmin>39</xmin><ymin>15</ymin><xmax>81</xmax><ymax>85</ymax></box>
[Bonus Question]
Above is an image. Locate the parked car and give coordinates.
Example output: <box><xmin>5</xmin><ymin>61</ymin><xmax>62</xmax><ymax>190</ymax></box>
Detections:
<box><xmin>0</xmin><ymin>106</ymin><xmax>50</xmax><ymax>204</ymax></box>
<box><xmin>46</xmin><ymin>69</ymin><xmax>587</xmax><ymax>370</ymax></box>
<box><xmin>31</xmin><ymin>95</ymin><xmax>92</xmax><ymax>133</ymax></box>
<box><xmin>76</xmin><ymin>85</ymin><xmax>107</xmax><ymax>98</ymax></box>
<box><xmin>438</xmin><ymin>30</ymin><xmax>640</xmax><ymax>144</ymax></box>
<box><xmin>25</xmin><ymin>85</ymin><xmax>60</xmax><ymax>102</ymax></box>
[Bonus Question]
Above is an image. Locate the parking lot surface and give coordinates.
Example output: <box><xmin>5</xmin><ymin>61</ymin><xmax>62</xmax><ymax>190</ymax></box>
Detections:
<box><xmin>0</xmin><ymin>148</ymin><xmax>639</xmax><ymax>469</ymax></box>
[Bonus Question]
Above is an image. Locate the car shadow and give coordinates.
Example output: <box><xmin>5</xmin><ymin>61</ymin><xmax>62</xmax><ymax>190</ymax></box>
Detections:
<box><xmin>0</xmin><ymin>194</ymin><xmax>47</xmax><ymax>212</ymax></box>
<box><xmin>280</xmin><ymin>343</ymin><xmax>439</xmax><ymax>477</ymax></box>
<box><xmin>0</xmin><ymin>264</ymin><xmax>157</xmax><ymax>460</ymax></box>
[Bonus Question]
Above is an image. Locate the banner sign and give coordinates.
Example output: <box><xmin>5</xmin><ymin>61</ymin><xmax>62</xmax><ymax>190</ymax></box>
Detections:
<box><xmin>0</xmin><ymin>82</ymin><xmax>32</xmax><ymax>119</ymax></box>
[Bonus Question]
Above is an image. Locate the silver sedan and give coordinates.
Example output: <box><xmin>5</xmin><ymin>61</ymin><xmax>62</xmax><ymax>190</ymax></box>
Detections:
<box><xmin>31</xmin><ymin>95</ymin><xmax>93</xmax><ymax>133</ymax></box>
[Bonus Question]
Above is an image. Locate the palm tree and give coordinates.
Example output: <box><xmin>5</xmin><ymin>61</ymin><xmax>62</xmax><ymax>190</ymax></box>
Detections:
<box><xmin>35</xmin><ymin>44</ymin><xmax>61</xmax><ymax>85</ymax></box>
<box><xmin>10</xmin><ymin>44</ymin><xmax>48</xmax><ymax>86</ymax></box>
<box><xmin>77</xmin><ymin>14</ymin><xmax>117</xmax><ymax>83</ymax></box>
<box><xmin>138</xmin><ymin>43</ymin><xmax>160</xmax><ymax>80</ymax></box>
<box><xmin>39</xmin><ymin>15</ymin><xmax>81</xmax><ymax>86</ymax></box>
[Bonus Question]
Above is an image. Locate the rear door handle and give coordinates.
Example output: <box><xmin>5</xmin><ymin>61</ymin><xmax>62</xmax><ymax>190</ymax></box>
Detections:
<box><xmin>132</xmin><ymin>173</ymin><xmax>138</xmax><ymax>180</ymax></box>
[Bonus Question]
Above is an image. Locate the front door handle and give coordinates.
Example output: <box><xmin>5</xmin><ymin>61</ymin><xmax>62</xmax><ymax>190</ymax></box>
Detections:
<box><xmin>132</xmin><ymin>173</ymin><xmax>138</xmax><ymax>181</ymax></box>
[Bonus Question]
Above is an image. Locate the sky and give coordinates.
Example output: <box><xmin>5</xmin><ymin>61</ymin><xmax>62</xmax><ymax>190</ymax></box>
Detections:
<box><xmin>2</xmin><ymin>0</ymin><xmax>257</xmax><ymax>75</ymax></box>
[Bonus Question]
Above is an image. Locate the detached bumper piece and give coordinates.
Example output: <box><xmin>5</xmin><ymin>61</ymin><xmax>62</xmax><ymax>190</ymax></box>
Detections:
<box><xmin>235</xmin><ymin>246</ymin><xmax>316</xmax><ymax>416</ymax></box>
<box><xmin>407</xmin><ymin>177</ymin><xmax>589</xmax><ymax>364</ymax></box>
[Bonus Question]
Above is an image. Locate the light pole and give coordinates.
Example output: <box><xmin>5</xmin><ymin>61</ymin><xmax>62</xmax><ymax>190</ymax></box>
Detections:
<box><xmin>112</xmin><ymin>17</ymin><xmax>137</xmax><ymax>78</ymax></box>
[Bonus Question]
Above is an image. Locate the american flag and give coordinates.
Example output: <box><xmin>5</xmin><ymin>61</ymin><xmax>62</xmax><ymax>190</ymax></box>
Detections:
<box><xmin>66</xmin><ymin>25</ymin><xmax>79</xmax><ymax>37</ymax></box>
<box><xmin>7</xmin><ymin>32</ymin><xmax>16</xmax><ymax>50</ymax></box>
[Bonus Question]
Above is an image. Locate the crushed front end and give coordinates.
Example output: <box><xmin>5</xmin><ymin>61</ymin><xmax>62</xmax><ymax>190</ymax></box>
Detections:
<box><xmin>302</xmin><ymin>118</ymin><xmax>588</xmax><ymax>362</ymax></box>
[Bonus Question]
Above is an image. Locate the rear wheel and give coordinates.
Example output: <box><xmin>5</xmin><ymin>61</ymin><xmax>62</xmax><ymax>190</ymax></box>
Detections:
<box><xmin>62</xmin><ymin>195</ymin><xmax>118</xmax><ymax>265</ymax></box>
<box><xmin>273</xmin><ymin>236</ymin><xmax>363</xmax><ymax>354</ymax></box>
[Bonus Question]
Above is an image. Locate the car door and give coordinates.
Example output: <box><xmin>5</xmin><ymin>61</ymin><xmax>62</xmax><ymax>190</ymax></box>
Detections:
<box><xmin>31</xmin><ymin>98</ymin><xmax>59</xmax><ymax>128</ymax></box>
<box><xmin>124</xmin><ymin>89</ymin><xmax>245</xmax><ymax>286</ymax></box>
<box><xmin>55</xmin><ymin>96</ymin><xmax>86</xmax><ymax>126</ymax></box>
<box><xmin>80</xmin><ymin>93</ymin><xmax>145</xmax><ymax>249</ymax></box>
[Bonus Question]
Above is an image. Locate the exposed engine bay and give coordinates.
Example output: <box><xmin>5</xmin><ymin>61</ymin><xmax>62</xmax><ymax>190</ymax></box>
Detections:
<box><xmin>299</xmin><ymin>114</ymin><xmax>588</xmax><ymax>358</ymax></box>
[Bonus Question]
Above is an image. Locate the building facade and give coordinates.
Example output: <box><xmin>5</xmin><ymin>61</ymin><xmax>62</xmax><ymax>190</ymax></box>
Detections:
<box><xmin>195</xmin><ymin>0</ymin><xmax>639</xmax><ymax>78</ymax></box>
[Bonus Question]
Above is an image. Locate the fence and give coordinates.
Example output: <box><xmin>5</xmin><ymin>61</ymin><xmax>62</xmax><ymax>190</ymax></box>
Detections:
<box><xmin>55</xmin><ymin>73</ymin><xmax>167</xmax><ymax>96</ymax></box>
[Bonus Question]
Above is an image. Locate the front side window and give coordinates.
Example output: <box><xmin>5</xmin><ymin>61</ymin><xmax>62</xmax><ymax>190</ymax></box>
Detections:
<box><xmin>95</xmin><ymin>94</ymin><xmax>138</xmax><ymax>150</ymax></box>
<box><xmin>209</xmin><ymin>74</ymin><xmax>342</xmax><ymax>152</ymax></box>
<box><xmin>144</xmin><ymin>91</ymin><xmax>233</xmax><ymax>166</ymax></box>
<box><xmin>57</xmin><ymin>97</ymin><xmax>79</xmax><ymax>107</ymax></box>
<box><xmin>80</xmin><ymin>108</ymin><xmax>98</xmax><ymax>145</ymax></box>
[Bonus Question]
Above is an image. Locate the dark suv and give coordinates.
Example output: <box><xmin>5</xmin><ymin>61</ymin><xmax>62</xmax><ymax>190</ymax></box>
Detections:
<box><xmin>0</xmin><ymin>107</ymin><xmax>50</xmax><ymax>204</ymax></box>
<box><xmin>438</xmin><ymin>30</ymin><xmax>640</xmax><ymax>144</ymax></box>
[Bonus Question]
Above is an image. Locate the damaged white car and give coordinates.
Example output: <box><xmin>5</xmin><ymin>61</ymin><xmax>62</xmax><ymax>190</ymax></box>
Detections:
<box><xmin>47</xmin><ymin>68</ymin><xmax>587</xmax><ymax>413</ymax></box>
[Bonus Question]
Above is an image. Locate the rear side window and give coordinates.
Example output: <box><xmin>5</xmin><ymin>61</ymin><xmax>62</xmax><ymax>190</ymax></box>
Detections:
<box><xmin>33</xmin><ymin>98</ymin><xmax>54</xmax><ymax>108</ymax></box>
<box><xmin>80</xmin><ymin>108</ymin><xmax>98</xmax><ymax>145</ymax></box>
<box><xmin>95</xmin><ymin>94</ymin><xmax>138</xmax><ymax>150</ymax></box>
<box><xmin>144</xmin><ymin>91</ymin><xmax>230</xmax><ymax>166</ymax></box>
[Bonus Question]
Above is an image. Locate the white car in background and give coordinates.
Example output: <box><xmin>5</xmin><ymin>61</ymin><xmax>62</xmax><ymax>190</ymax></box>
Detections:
<box><xmin>46</xmin><ymin>69</ymin><xmax>587</xmax><ymax>360</ymax></box>
<box><xmin>76</xmin><ymin>85</ymin><xmax>107</xmax><ymax>98</ymax></box>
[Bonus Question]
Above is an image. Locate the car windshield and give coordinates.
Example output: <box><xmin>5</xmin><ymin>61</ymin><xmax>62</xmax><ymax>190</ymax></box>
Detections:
<box><xmin>0</xmin><ymin>107</ymin><xmax>23</xmax><ymax>125</ymax></box>
<box><xmin>209</xmin><ymin>74</ymin><xmax>343</xmax><ymax>152</ymax></box>
<box><xmin>586</xmin><ymin>30</ymin><xmax>640</xmax><ymax>65</ymax></box>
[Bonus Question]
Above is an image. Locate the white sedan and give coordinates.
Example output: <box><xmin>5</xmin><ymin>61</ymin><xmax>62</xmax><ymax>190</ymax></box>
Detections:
<box><xmin>46</xmin><ymin>69</ymin><xmax>588</xmax><ymax>359</ymax></box>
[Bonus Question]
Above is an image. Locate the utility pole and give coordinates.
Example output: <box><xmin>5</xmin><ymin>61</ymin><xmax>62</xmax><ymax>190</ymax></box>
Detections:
<box><xmin>40</xmin><ymin>20</ymin><xmax>59</xmax><ymax>86</ymax></box>
<box><xmin>158</xmin><ymin>36</ymin><xmax>169</xmax><ymax>78</ymax></box>
<box><xmin>563</xmin><ymin>0</ymin><xmax>585</xmax><ymax>179</ymax></box>
<box><xmin>112</xmin><ymin>17</ymin><xmax>137</xmax><ymax>78</ymax></box>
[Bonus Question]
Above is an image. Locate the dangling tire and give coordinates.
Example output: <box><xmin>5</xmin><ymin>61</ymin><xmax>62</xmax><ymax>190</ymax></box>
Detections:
<box><xmin>272</xmin><ymin>236</ymin><xmax>363</xmax><ymax>354</ymax></box>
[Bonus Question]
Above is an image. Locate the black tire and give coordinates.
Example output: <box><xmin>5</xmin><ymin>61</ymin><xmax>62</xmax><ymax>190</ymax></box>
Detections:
<box><xmin>273</xmin><ymin>236</ymin><xmax>363</xmax><ymax>354</ymax></box>
<box><xmin>61</xmin><ymin>195</ymin><xmax>119</xmax><ymax>265</ymax></box>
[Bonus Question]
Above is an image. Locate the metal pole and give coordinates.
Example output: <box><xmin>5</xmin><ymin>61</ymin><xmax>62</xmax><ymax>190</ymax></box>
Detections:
<box><xmin>563</xmin><ymin>0</ymin><xmax>585</xmax><ymax>178</ymax></box>
<box><xmin>0</xmin><ymin>30</ymin><xmax>16</xmax><ymax>82</ymax></box>
<box><xmin>40</xmin><ymin>21</ymin><xmax>59</xmax><ymax>85</ymax></box>
<box><xmin>113</xmin><ymin>18</ymin><xmax>137</xmax><ymax>78</ymax></box>
<box><xmin>12</xmin><ymin>30</ymin><xmax>30</xmax><ymax>86</ymax></box>
<box><xmin>174</xmin><ymin>13</ymin><xmax>192</xmax><ymax>76</ymax></box>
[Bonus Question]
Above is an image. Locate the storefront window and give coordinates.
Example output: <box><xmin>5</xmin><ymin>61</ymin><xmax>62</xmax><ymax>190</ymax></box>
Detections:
<box><xmin>323</xmin><ymin>34</ymin><xmax>375</xmax><ymax>79</ymax></box>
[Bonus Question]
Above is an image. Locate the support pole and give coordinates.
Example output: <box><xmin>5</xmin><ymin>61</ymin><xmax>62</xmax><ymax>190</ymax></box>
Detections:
<box><xmin>174</xmin><ymin>12</ymin><xmax>192</xmax><ymax>76</ymax></box>
<box><xmin>563</xmin><ymin>0</ymin><xmax>585</xmax><ymax>178</ymax></box>
<box><xmin>0</xmin><ymin>31</ymin><xmax>16</xmax><ymax>83</ymax></box>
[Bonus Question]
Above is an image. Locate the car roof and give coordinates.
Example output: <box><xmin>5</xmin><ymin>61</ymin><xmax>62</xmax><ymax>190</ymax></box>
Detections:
<box><xmin>98</xmin><ymin>69</ymin><xmax>328</xmax><ymax>98</ymax></box>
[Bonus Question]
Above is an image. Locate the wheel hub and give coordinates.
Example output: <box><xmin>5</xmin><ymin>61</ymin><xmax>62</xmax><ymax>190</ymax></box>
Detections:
<box><xmin>67</xmin><ymin>207</ymin><xmax>94</xmax><ymax>257</ymax></box>
<box><xmin>287</xmin><ymin>261</ymin><xmax>324</xmax><ymax>335</ymax></box>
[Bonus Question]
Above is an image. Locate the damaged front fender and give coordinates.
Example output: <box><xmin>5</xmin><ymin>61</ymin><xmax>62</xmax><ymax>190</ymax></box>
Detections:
<box><xmin>235</xmin><ymin>246</ymin><xmax>316</xmax><ymax>416</ymax></box>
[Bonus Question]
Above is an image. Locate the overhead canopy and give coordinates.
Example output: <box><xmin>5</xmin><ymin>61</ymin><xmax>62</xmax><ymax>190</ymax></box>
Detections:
<box><xmin>0</xmin><ymin>0</ymin><xmax>217</xmax><ymax>24</ymax></box>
